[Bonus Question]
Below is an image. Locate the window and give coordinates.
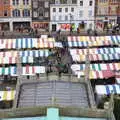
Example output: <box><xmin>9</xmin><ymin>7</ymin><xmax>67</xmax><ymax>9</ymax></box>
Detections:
<box><xmin>70</xmin><ymin>15</ymin><xmax>74</xmax><ymax>20</ymax></box>
<box><xmin>52</xmin><ymin>16</ymin><xmax>56</xmax><ymax>21</ymax></box>
<box><xmin>79</xmin><ymin>10</ymin><xmax>83</xmax><ymax>17</ymax></box>
<box><xmin>33</xmin><ymin>1</ymin><xmax>38</xmax><ymax>8</ymax></box>
<box><xmin>39</xmin><ymin>8</ymin><xmax>44</xmax><ymax>16</ymax></box>
<box><xmin>23</xmin><ymin>0</ymin><xmax>29</xmax><ymax>5</ymax></box>
<box><xmin>45</xmin><ymin>12</ymin><xmax>49</xmax><ymax>17</ymax></box>
<box><xmin>60</xmin><ymin>0</ymin><xmax>67</xmax><ymax>4</ymax></box>
<box><xmin>79</xmin><ymin>21</ymin><xmax>85</xmax><ymax>29</ymax></box>
<box><xmin>59</xmin><ymin>15</ymin><xmax>62</xmax><ymax>20</ymax></box>
<box><xmin>59</xmin><ymin>8</ymin><xmax>62</xmax><ymax>12</ymax></box>
<box><xmin>89</xmin><ymin>0</ymin><xmax>93</xmax><ymax>6</ymax></box>
<box><xmin>44</xmin><ymin>2</ymin><xmax>49</xmax><ymax>8</ymax></box>
<box><xmin>72</xmin><ymin>16</ymin><xmax>74</xmax><ymax>20</ymax></box>
<box><xmin>72</xmin><ymin>0</ymin><xmax>77</xmax><ymax>4</ymax></box>
<box><xmin>71</xmin><ymin>8</ymin><xmax>74</xmax><ymax>12</ymax></box>
<box><xmin>12</xmin><ymin>9</ymin><xmax>20</xmax><ymax>17</ymax></box>
<box><xmin>51</xmin><ymin>0</ymin><xmax>55</xmax><ymax>4</ymax></box>
<box><xmin>39</xmin><ymin>1</ymin><xmax>44</xmax><ymax>6</ymax></box>
<box><xmin>80</xmin><ymin>1</ymin><xmax>83</xmax><ymax>6</ymax></box>
<box><xmin>33</xmin><ymin>11</ymin><xmax>38</xmax><ymax>17</ymax></box>
<box><xmin>65</xmin><ymin>8</ymin><xmax>68</xmax><ymax>12</ymax></box>
<box><xmin>65</xmin><ymin>15</ymin><xmax>68</xmax><ymax>20</ymax></box>
<box><xmin>88</xmin><ymin>10</ymin><xmax>92</xmax><ymax>16</ymax></box>
<box><xmin>23</xmin><ymin>9</ymin><xmax>30</xmax><ymax>17</ymax></box>
<box><xmin>4</xmin><ymin>0</ymin><xmax>9</xmax><ymax>4</ymax></box>
<box><xmin>12</xmin><ymin>0</ymin><xmax>19</xmax><ymax>5</ymax></box>
<box><xmin>53</xmin><ymin>8</ymin><xmax>56</xmax><ymax>12</ymax></box>
<box><xmin>12</xmin><ymin>0</ymin><xmax>15</xmax><ymax>5</ymax></box>
<box><xmin>4</xmin><ymin>10</ymin><xmax>8</xmax><ymax>16</ymax></box>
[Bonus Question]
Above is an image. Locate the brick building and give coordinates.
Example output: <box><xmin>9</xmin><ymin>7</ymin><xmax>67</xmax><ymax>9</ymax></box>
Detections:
<box><xmin>0</xmin><ymin>0</ymin><xmax>11</xmax><ymax>31</ymax></box>
<box><xmin>96</xmin><ymin>0</ymin><xmax>120</xmax><ymax>31</ymax></box>
<box><xmin>32</xmin><ymin>0</ymin><xmax>53</xmax><ymax>32</ymax></box>
<box><xmin>10</xmin><ymin>0</ymin><xmax>32</xmax><ymax>32</ymax></box>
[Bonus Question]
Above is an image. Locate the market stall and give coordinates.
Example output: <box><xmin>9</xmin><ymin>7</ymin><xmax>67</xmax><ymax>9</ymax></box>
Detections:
<box><xmin>95</xmin><ymin>84</ymin><xmax>120</xmax><ymax>95</ymax></box>
<box><xmin>0</xmin><ymin>90</ymin><xmax>15</xmax><ymax>101</ymax></box>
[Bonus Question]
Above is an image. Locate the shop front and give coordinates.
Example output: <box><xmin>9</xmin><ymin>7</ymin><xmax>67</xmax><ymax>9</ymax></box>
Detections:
<box><xmin>50</xmin><ymin>21</ymin><xmax>91</xmax><ymax>32</ymax></box>
<box><xmin>55</xmin><ymin>23</ymin><xmax>77</xmax><ymax>32</ymax></box>
<box><xmin>32</xmin><ymin>22</ymin><xmax>49</xmax><ymax>32</ymax></box>
<box><xmin>13</xmin><ymin>22</ymin><xmax>31</xmax><ymax>33</ymax></box>
<box><xmin>0</xmin><ymin>22</ymin><xmax>9</xmax><ymax>31</ymax></box>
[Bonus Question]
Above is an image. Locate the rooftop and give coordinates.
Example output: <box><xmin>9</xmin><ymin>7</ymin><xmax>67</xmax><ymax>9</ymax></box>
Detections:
<box><xmin>17</xmin><ymin>81</ymin><xmax>89</xmax><ymax>108</ymax></box>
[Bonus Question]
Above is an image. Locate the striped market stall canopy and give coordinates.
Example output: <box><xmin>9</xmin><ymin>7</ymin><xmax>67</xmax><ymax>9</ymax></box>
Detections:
<box><xmin>22</xmin><ymin>66</ymin><xmax>45</xmax><ymax>75</ymax></box>
<box><xmin>0</xmin><ymin>66</ymin><xmax>45</xmax><ymax>76</ymax></box>
<box><xmin>0</xmin><ymin>50</ymin><xmax>50</xmax><ymax>57</ymax></box>
<box><xmin>89</xmin><ymin>70</ymin><xmax>115</xmax><ymax>79</ymax></box>
<box><xmin>71</xmin><ymin>54</ymin><xmax>120</xmax><ymax>62</ymax></box>
<box><xmin>70</xmin><ymin>48</ymin><xmax>120</xmax><ymax>62</ymax></box>
<box><xmin>77</xmin><ymin>70</ymin><xmax>115</xmax><ymax>79</ymax></box>
<box><xmin>0</xmin><ymin>90</ymin><xmax>15</xmax><ymax>101</ymax></box>
<box><xmin>70</xmin><ymin>48</ymin><xmax>120</xmax><ymax>55</ymax></box>
<box><xmin>71</xmin><ymin>63</ymin><xmax>120</xmax><ymax>71</ymax></box>
<box><xmin>67</xmin><ymin>36</ymin><xmax>120</xmax><ymax>47</ymax></box>
<box><xmin>19</xmin><ymin>50</ymin><xmax>50</xmax><ymax>57</ymax></box>
<box><xmin>95</xmin><ymin>84</ymin><xmax>120</xmax><ymax>95</ymax></box>
<box><xmin>0</xmin><ymin>50</ymin><xmax>52</xmax><ymax>64</ymax></box>
<box><xmin>0</xmin><ymin>38</ymin><xmax>57</xmax><ymax>49</ymax></box>
<box><xmin>0</xmin><ymin>57</ymin><xmax>33</xmax><ymax>64</ymax></box>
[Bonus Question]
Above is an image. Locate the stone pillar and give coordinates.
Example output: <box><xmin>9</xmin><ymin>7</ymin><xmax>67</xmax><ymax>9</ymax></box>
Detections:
<box><xmin>9</xmin><ymin>21</ymin><xmax>13</xmax><ymax>31</ymax></box>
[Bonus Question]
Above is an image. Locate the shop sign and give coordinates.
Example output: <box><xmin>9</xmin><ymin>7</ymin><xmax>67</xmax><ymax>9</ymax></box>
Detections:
<box><xmin>58</xmin><ymin>24</ymin><xmax>76</xmax><ymax>31</ymax></box>
<box><xmin>32</xmin><ymin>22</ymin><xmax>48</xmax><ymax>29</ymax></box>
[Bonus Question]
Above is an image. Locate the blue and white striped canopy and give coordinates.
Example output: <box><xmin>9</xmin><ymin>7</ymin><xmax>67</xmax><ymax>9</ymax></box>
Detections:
<box><xmin>95</xmin><ymin>84</ymin><xmax>120</xmax><ymax>95</ymax></box>
<box><xmin>19</xmin><ymin>50</ymin><xmax>49</xmax><ymax>57</ymax></box>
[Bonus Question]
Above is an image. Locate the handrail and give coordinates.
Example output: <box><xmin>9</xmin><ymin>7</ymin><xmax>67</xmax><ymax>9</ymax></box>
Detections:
<box><xmin>85</xmin><ymin>44</ymin><xmax>96</xmax><ymax>108</ymax></box>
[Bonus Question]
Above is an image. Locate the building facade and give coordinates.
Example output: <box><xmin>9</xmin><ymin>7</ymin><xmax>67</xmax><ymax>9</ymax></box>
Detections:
<box><xmin>50</xmin><ymin>0</ymin><xmax>95</xmax><ymax>32</ymax></box>
<box><xmin>32</xmin><ymin>0</ymin><xmax>52</xmax><ymax>32</ymax></box>
<box><xmin>10</xmin><ymin>0</ymin><xmax>32</xmax><ymax>32</ymax></box>
<box><xmin>96</xmin><ymin>0</ymin><xmax>120</xmax><ymax>31</ymax></box>
<box><xmin>0</xmin><ymin>0</ymin><xmax>11</xmax><ymax>31</ymax></box>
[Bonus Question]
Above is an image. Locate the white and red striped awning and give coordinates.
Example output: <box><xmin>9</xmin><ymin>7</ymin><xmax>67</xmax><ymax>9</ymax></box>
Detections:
<box><xmin>77</xmin><ymin>70</ymin><xmax>115</xmax><ymax>79</ymax></box>
<box><xmin>22</xmin><ymin>66</ymin><xmax>46</xmax><ymax>75</ymax></box>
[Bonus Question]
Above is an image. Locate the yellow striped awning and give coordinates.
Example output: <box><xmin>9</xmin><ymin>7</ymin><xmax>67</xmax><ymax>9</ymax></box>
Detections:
<box><xmin>0</xmin><ymin>90</ymin><xmax>15</xmax><ymax>101</ymax></box>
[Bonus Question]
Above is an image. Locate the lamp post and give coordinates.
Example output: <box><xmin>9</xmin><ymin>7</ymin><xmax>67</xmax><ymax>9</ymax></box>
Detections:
<box><xmin>117</xmin><ymin>1</ymin><xmax>120</xmax><ymax>28</ymax></box>
<box><xmin>69</xmin><ymin>13</ymin><xmax>73</xmax><ymax>35</ymax></box>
